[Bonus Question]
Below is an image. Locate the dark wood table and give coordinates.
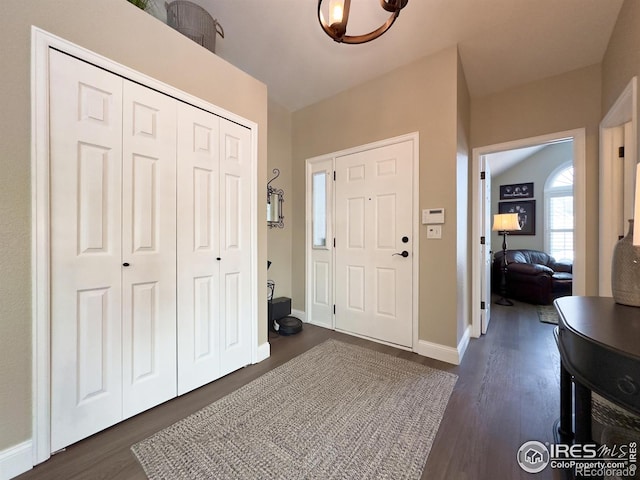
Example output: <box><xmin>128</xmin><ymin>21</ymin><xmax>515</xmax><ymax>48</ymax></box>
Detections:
<box><xmin>554</xmin><ymin>296</ymin><xmax>640</xmax><ymax>445</ymax></box>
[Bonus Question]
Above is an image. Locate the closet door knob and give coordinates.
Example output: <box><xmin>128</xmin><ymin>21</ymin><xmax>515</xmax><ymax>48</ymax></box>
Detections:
<box><xmin>216</xmin><ymin>257</ymin><xmax>221</xmax><ymax>261</ymax></box>
<box><xmin>122</xmin><ymin>262</ymin><xmax>130</xmax><ymax>267</ymax></box>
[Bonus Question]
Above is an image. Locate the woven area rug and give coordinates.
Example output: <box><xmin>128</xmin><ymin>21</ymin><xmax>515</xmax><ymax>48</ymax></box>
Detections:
<box><xmin>537</xmin><ymin>304</ymin><xmax>559</xmax><ymax>324</ymax></box>
<box><xmin>132</xmin><ymin>339</ymin><xmax>458</xmax><ymax>480</ymax></box>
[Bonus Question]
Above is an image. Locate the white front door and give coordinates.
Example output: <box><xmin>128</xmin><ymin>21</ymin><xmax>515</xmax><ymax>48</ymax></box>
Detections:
<box><xmin>334</xmin><ymin>140</ymin><xmax>414</xmax><ymax>347</ymax></box>
<box><xmin>49</xmin><ymin>49</ymin><xmax>125</xmax><ymax>451</ymax></box>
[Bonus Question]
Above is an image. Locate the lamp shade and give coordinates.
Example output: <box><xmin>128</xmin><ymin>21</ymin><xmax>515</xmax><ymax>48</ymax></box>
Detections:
<box><xmin>492</xmin><ymin>213</ymin><xmax>521</xmax><ymax>232</ymax></box>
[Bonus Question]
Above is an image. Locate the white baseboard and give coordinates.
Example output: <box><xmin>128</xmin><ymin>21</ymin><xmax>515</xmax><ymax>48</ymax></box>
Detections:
<box><xmin>0</xmin><ymin>440</ymin><xmax>32</xmax><ymax>480</ymax></box>
<box><xmin>413</xmin><ymin>325</ymin><xmax>471</xmax><ymax>365</ymax></box>
<box><xmin>255</xmin><ymin>341</ymin><xmax>270</xmax><ymax>363</ymax></box>
<box><xmin>457</xmin><ymin>325</ymin><xmax>471</xmax><ymax>362</ymax></box>
<box><xmin>291</xmin><ymin>309</ymin><xmax>306</xmax><ymax>322</ymax></box>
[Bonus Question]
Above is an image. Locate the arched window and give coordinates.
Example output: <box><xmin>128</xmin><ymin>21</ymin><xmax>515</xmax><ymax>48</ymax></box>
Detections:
<box><xmin>544</xmin><ymin>162</ymin><xmax>574</xmax><ymax>262</ymax></box>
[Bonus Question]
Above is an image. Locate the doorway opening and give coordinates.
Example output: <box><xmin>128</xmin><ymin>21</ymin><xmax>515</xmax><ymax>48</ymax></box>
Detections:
<box><xmin>471</xmin><ymin>129</ymin><xmax>586</xmax><ymax>338</ymax></box>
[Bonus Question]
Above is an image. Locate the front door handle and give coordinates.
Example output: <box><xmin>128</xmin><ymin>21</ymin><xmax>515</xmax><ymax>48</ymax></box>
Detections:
<box><xmin>393</xmin><ymin>251</ymin><xmax>409</xmax><ymax>258</ymax></box>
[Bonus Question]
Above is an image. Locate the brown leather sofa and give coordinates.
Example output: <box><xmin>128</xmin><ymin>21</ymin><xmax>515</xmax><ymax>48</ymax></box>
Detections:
<box><xmin>492</xmin><ymin>249</ymin><xmax>573</xmax><ymax>305</ymax></box>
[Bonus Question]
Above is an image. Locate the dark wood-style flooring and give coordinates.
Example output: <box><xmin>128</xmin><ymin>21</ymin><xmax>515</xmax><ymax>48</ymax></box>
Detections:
<box><xmin>18</xmin><ymin>301</ymin><xmax>563</xmax><ymax>479</ymax></box>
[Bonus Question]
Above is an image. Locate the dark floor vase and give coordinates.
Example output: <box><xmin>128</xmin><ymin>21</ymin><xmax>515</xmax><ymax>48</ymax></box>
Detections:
<box><xmin>612</xmin><ymin>219</ymin><xmax>640</xmax><ymax>307</ymax></box>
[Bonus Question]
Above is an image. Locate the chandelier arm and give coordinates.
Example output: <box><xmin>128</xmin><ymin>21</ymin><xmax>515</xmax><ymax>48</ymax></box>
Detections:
<box><xmin>380</xmin><ymin>0</ymin><xmax>408</xmax><ymax>13</ymax></box>
<box><xmin>317</xmin><ymin>0</ymin><xmax>406</xmax><ymax>44</ymax></box>
<box><xmin>342</xmin><ymin>0</ymin><xmax>352</xmax><ymax>27</ymax></box>
<box><xmin>341</xmin><ymin>12</ymin><xmax>399</xmax><ymax>44</ymax></box>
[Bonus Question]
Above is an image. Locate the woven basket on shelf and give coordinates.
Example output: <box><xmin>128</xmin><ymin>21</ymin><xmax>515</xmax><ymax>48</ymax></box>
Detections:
<box><xmin>165</xmin><ymin>1</ymin><xmax>224</xmax><ymax>54</ymax></box>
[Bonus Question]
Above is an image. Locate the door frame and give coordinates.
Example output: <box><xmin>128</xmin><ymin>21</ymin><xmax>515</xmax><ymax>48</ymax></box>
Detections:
<box><xmin>471</xmin><ymin>129</ymin><xmax>586</xmax><ymax>338</ymax></box>
<box><xmin>478</xmin><ymin>155</ymin><xmax>492</xmax><ymax>335</ymax></box>
<box><xmin>599</xmin><ymin>77</ymin><xmax>638</xmax><ymax>295</ymax></box>
<box><xmin>31</xmin><ymin>27</ymin><xmax>259</xmax><ymax>464</ymax></box>
<box><xmin>305</xmin><ymin>132</ymin><xmax>420</xmax><ymax>351</ymax></box>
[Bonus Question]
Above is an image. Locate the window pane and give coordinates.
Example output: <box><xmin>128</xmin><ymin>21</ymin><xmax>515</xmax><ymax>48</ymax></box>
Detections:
<box><xmin>549</xmin><ymin>196</ymin><xmax>573</xmax><ymax>229</ymax></box>
<box><xmin>551</xmin><ymin>166</ymin><xmax>574</xmax><ymax>187</ymax></box>
<box><xmin>546</xmin><ymin>163</ymin><xmax>574</xmax><ymax>262</ymax></box>
<box><xmin>550</xmin><ymin>231</ymin><xmax>574</xmax><ymax>262</ymax></box>
<box><xmin>312</xmin><ymin>172</ymin><xmax>327</xmax><ymax>248</ymax></box>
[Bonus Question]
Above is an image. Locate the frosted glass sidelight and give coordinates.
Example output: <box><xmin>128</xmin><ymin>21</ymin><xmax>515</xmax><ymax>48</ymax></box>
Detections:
<box><xmin>312</xmin><ymin>172</ymin><xmax>327</xmax><ymax>248</ymax></box>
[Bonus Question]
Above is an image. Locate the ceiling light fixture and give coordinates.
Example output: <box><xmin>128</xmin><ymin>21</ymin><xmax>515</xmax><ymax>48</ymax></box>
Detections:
<box><xmin>317</xmin><ymin>0</ymin><xmax>409</xmax><ymax>44</ymax></box>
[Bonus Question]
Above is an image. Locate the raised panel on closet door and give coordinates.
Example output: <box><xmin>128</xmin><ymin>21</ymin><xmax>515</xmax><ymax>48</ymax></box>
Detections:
<box><xmin>176</xmin><ymin>103</ymin><xmax>221</xmax><ymax>395</ymax></box>
<box><xmin>49</xmin><ymin>49</ymin><xmax>124</xmax><ymax>451</ymax></box>
<box><xmin>121</xmin><ymin>81</ymin><xmax>177</xmax><ymax>418</ymax></box>
<box><xmin>219</xmin><ymin>119</ymin><xmax>252</xmax><ymax>376</ymax></box>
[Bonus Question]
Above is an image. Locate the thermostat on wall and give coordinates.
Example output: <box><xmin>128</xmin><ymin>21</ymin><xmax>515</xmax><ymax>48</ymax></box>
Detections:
<box><xmin>422</xmin><ymin>208</ymin><xmax>445</xmax><ymax>224</ymax></box>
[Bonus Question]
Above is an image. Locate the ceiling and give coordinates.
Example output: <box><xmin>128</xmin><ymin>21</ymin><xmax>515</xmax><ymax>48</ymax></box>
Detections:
<box><xmin>485</xmin><ymin>145</ymin><xmax>547</xmax><ymax>177</ymax></box>
<box><xmin>155</xmin><ymin>0</ymin><xmax>623</xmax><ymax>112</ymax></box>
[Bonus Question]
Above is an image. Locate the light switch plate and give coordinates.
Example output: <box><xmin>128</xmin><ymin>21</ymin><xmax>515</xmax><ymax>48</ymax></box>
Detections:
<box><xmin>427</xmin><ymin>225</ymin><xmax>442</xmax><ymax>239</ymax></box>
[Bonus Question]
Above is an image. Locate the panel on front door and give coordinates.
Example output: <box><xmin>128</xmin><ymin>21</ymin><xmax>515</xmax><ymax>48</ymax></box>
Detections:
<box><xmin>121</xmin><ymin>81</ymin><xmax>177</xmax><ymax>418</ymax></box>
<box><xmin>176</xmin><ymin>103</ymin><xmax>221</xmax><ymax>395</ymax></box>
<box><xmin>49</xmin><ymin>49</ymin><xmax>124</xmax><ymax>451</ymax></box>
<box><xmin>335</xmin><ymin>141</ymin><xmax>413</xmax><ymax>347</ymax></box>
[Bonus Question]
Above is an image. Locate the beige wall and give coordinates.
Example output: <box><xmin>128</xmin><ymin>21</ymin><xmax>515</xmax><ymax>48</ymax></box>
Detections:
<box><xmin>456</xmin><ymin>51</ymin><xmax>472</xmax><ymax>341</ymax></box>
<box><xmin>471</xmin><ymin>64</ymin><xmax>602</xmax><ymax>294</ymax></box>
<box><xmin>0</xmin><ymin>0</ymin><xmax>267</xmax><ymax>452</ymax></box>
<box><xmin>292</xmin><ymin>46</ymin><xmax>465</xmax><ymax>349</ymax></box>
<box><xmin>602</xmin><ymin>0</ymin><xmax>640</xmax><ymax>123</ymax></box>
<box><xmin>267</xmin><ymin>98</ymin><xmax>293</xmax><ymax>300</ymax></box>
<box><xmin>601</xmin><ymin>0</ymin><xmax>640</xmax><ymax>207</ymax></box>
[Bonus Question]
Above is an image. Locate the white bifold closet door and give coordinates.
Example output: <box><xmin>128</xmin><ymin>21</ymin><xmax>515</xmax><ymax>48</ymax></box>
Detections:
<box><xmin>217</xmin><ymin>119</ymin><xmax>252</xmax><ymax>377</ymax></box>
<box><xmin>176</xmin><ymin>104</ymin><xmax>221</xmax><ymax>394</ymax></box>
<box><xmin>50</xmin><ymin>49</ymin><xmax>124</xmax><ymax>452</ymax></box>
<box><xmin>50</xmin><ymin>50</ymin><xmax>177</xmax><ymax>451</ymax></box>
<box><xmin>49</xmin><ymin>48</ymin><xmax>252</xmax><ymax>451</ymax></box>
<box><xmin>177</xmin><ymin>104</ymin><xmax>252</xmax><ymax>394</ymax></box>
<box><xmin>121</xmin><ymin>81</ymin><xmax>177</xmax><ymax>418</ymax></box>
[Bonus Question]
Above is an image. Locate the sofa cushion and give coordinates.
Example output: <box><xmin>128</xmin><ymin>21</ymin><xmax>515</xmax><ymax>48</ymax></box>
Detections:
<box><xmin>508</xmin><ymin>263</ymin><xmax>554</xmax><ymax>276</ymax></box>
<box><xmin>504</xmin><ymin>249</ymin><xmax>553</xmax><ymax>266</ymax></box>
<box><xmin>550</xmin><ymin>260</ymin><xmax>573</xmax><ymax>273</ymax></box>
<box><xmin>552</xmin><ymin>272</ymin><xmax>572</xmax><ymax>281</ymax></box>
